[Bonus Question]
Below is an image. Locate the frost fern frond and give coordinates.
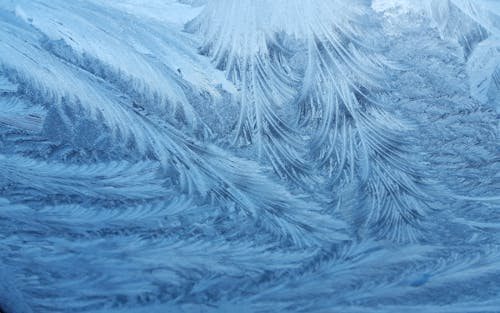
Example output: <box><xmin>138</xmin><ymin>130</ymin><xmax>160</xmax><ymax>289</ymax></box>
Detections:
<box><xmin>187</xmin><ymin>0</ymin><xmax>311</xmax><ymax>183</ymax></box>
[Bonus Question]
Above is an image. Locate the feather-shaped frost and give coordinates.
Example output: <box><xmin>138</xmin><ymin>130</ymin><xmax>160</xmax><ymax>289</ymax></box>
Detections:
<box><xmin>8</xmin><ymin>0</ymin><xmax>234</xmax><ymax>131</ymax></box>
<box><xmin>273</xmin><ymin>0</ymin><xmax>430</xmax><ymax>241</ymax></box>
<box><xmin>0</xmin><ymin>198</ymin><xmax>321</xmax><ymax>312</ymax></box>
<box><xmin>188</xmin><ymin>1</ymin><xmax>430</xmax><ymax>242</ymax></box>
<box><xmin>0</xmin><ymin>7</ymin><xmax>345</xmax><ymax>247</ymax></box>
<box><xmin>187</xmin><ymin>0</ymin><xmax>311</xmax><ymax>183</ymax></box>
<box><xmin>467</xmin><ymin>36</ymin><xmax>500</xmax><ymax>107</ymax></box>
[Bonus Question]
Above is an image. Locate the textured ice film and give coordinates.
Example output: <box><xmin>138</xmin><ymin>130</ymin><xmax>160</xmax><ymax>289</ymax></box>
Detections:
<box><xmin>0</xmin><ymin>1</ymin><xmax>499</xmax><ymax>312</ymax></box>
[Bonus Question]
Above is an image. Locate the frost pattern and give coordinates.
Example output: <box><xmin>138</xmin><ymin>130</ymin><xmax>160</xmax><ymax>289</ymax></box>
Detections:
<box><xmin>0</xmin><ymin>1</ymin><xmax>499</xmax><ymax>313</ymax></box>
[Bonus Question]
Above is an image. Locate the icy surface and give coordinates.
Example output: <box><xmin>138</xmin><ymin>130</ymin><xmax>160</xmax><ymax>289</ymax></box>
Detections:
<box><xmin>0</xmin><ymin>1</ymin><xmax>499</xmax><ymax>312</ymax></box>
